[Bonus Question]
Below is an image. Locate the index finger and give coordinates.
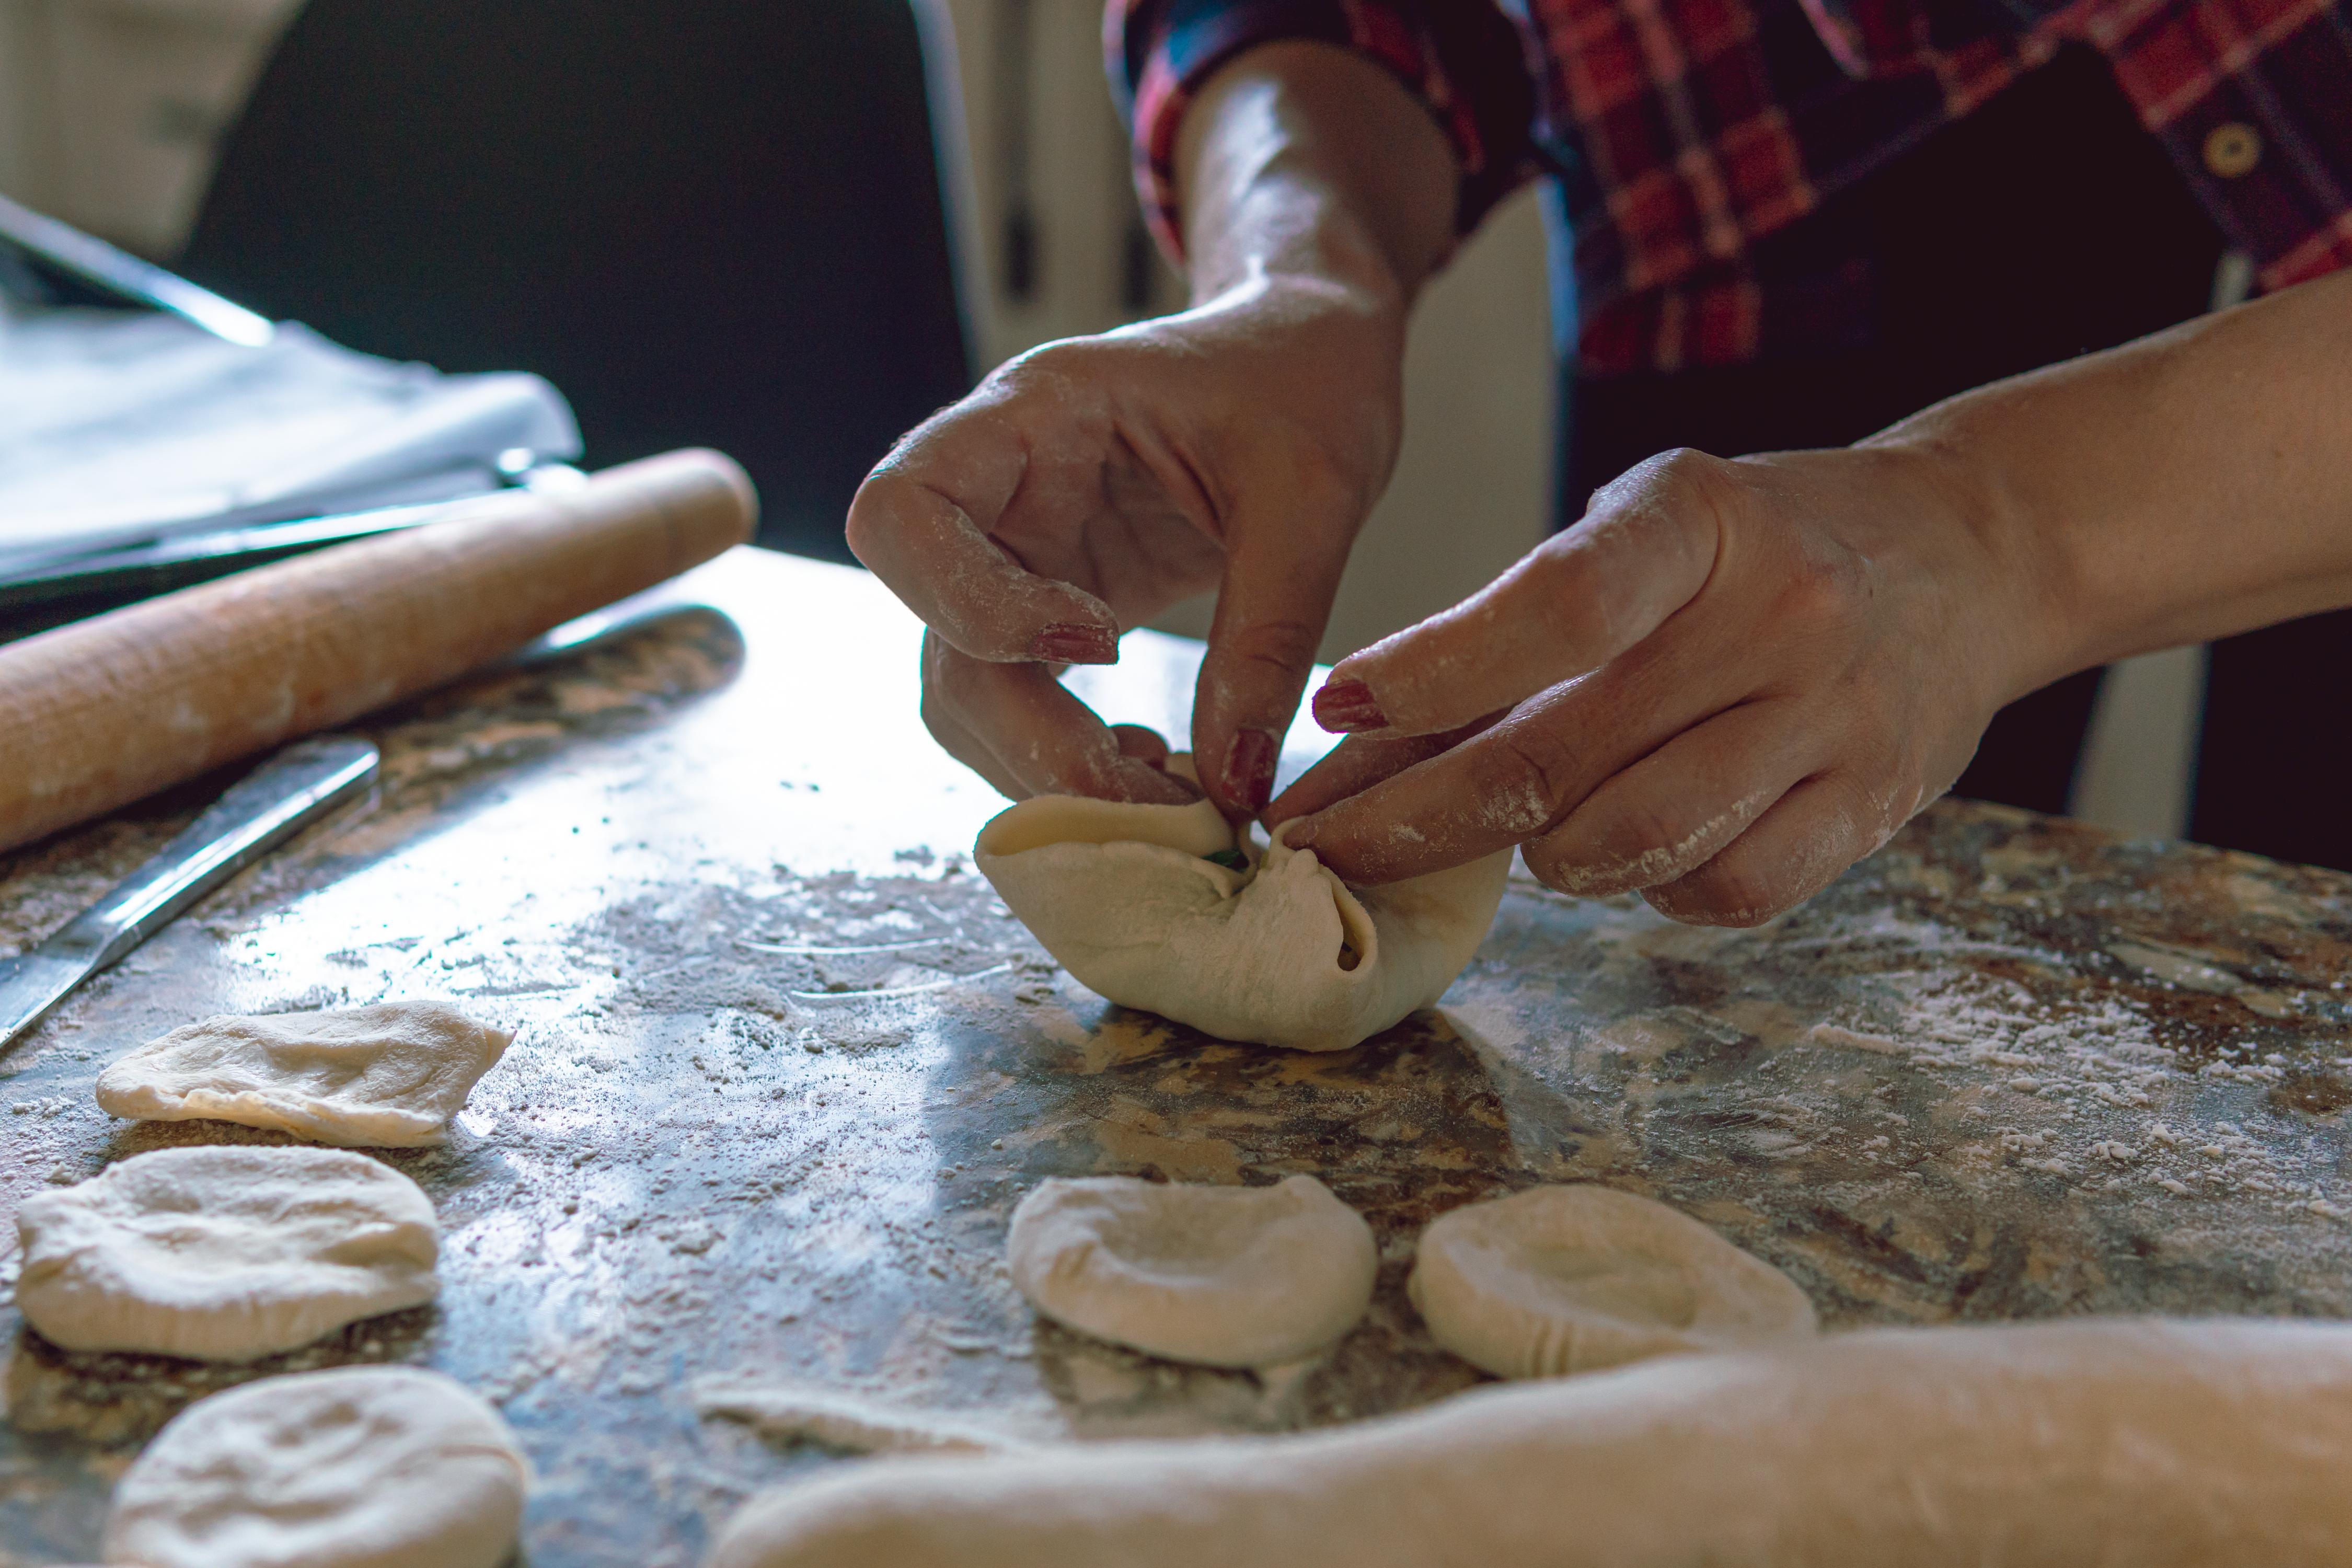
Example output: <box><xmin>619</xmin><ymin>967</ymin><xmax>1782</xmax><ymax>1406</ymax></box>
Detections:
<box><xmin>1311</xmin><ymin>449</ymin><xmax>1728</xmax><ymax>738</ymax></box>
<box><xmin>1263</xmin><ymin>714</ymin><xmax>1501</xmax><ymax>828</ymax></box>
<box><xmin>1284</xmin><ymin>698</ymin><xmax>1579</xmax><ymax>883</ymax></box>
<box><xmin>846</xmin><ymin>400</ymin><xmax>1122</xmax><ymax>665</ymax></box>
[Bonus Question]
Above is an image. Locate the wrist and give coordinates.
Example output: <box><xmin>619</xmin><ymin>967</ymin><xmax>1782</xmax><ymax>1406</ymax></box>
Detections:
<box><xmin>1185</xmin><ymin>255</ymin><xmax>1413</xmax><ymax>354</ymax></box>
<box><xmin>1858</xmin><ymin>420</ymin><xmax>2090</xmax><ymax>710</ymax></box>
<box><xmin>1173</xmin><ymin>42</ymin><xmax>1457</xmax><ymax>318</ymax></box>
<box><xmin>1862</xmin><ymin>276</ymin><xmax>2352</xmax><ymax>684</ymax></box>
<box><xmin>1184</xmin><ymin>182</ymin><xmax>1416</xmax><ymax>318</ymax></box>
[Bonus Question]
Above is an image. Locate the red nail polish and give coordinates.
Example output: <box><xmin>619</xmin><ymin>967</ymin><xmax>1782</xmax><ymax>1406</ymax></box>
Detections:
<box><xmin>1223</xmin><ymin>728</ymin><xmax>1278</xmax><ymax>813</ymax></box>
<box><xmin>1029</xmin><ymin>623</ymin><xmax>1117</xmax><ymax>664</ymax></box>
<box><xmin>1312</xmin><ymin>678</ymin><xmax>1389</xmax><ymax>733</ymax></box>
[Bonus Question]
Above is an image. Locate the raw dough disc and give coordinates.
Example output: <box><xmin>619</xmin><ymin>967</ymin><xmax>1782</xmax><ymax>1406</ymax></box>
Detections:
<box><xmin>101</xmin><ymin>1366</ymin><xmax>528</xmax><ymax>1568</ymax></box>
<box><xmin>975</xmin><ymin>789</ymin><xmax>1509</xmax><ymax>1053</ymax></box>
<box><xmin>1409</xmin><ymin>1184</ymin><xmax>1815</xmax><ymax>1378</ymax></box>
<box><xmin>96</xmin><ymin>1001</ymin><xmax>511</xmax><ymax>1147</ymax></box>
<box><xmin>1007</xmin><ymin>1174</ymin><xmax>1376</xmax><ymax>1368</ymax></box>
<box><xmin>703</xmin><ymin>1319</ymin><xmax>2352</xmax><ymax>1568</ymax></box>
<box><xmin>15</xmin><ymin>1145</ymin><xmax>439</xmax><ymax>1361</ymax></box>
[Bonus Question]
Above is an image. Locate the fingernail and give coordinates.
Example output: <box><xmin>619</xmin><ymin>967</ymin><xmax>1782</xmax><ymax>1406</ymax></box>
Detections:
<box><xmin>1222</xmin><ymin>727</ymin><xmax>1279</xmax><ymax>814</ymax></box>
<box><xmin>1312</xmin><ymin>678</ymin><xmax>1389</xmax><ymax>733</ymax></box>
<box><xmin>1282</xmin><ymin>815</ymin><xmax>1318</xmax><ymax>849</ymax></box>
<box><xmin>1029</xmin><ymin>623</ymin><xmax>1117</xmax><ymax>664</ymax></box>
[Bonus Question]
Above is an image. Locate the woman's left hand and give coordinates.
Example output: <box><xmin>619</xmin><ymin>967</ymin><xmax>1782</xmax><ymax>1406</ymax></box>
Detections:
<box><xmin>1266</xmin><ymin>441</ymin><xmax>2066</xmax><ymax>925</ymax></box>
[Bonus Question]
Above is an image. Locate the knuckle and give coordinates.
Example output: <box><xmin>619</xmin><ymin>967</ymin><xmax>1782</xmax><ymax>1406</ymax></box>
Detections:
<box><xmin>1278</xmin><ymin>435</ymin><xmax>1381</xmax><ymax>523</ymax></box>
<box><xmin>841</xmin><ymin>474</ymin><xmax>910</xmax><ymax>562</ymax></box>
<box><xmin>1647</xmin><ymin>862</ymin><xmax>1788</xmax><ymax>928</ymax></box>
<box><xmin>959</xmin><ymin>341</ymin><xmax>1117</xmax><ymax>445</ymax></box>
<box><xmin>1635</xmin><ymin>448</ymin><xmax>1746</xmax><ymax>524</ymax></box>
<box><xmin>1521</xmin><ymin>836</ymin><xmax>1618</xmax><ymax>897</ymax></box>
<box><xmin>1517</xmin><ymin>536</ymin><xmax>1601</xmax><ymax>642</ymax></box>
<box><xmin>929</xmin><ymin>647</ymin><xmax>989</xmax><ymax>706</ymax></box>
<box><xmin>1772</xmin><ymin>546</ymin><xmax>1870</xmax><ymax>632</ymax></box>
<box><xmin>1608</xmin><ymin>798</ymin><xmax>1700</xmax><ymax>873</ymax></box>
<box><xmin>992</xmin><ymin>336</ymin><xmax>1087</xmax><ymax>386</ymax></box>
<box><xmin>1661</xmin><ymin>834</ymin><xmax>1793</xmax><ymax>924</ymax></box>
<box><xmin>1646</xmin><ymin>446</ymin><xmax>1728</xmax><ymax>489</ymax></box>
<box><xmin>1530</xmin><ymin>797</ymin><xmax>1711</xmax><ymax>896</ymax></box>
<box><xmin>1479</xmin><ymin>723</ymin><xmax>1585</xmax><ymax>835</ymax></box>
<box><xmin>991</xmin><ymin>338</ymin><xmax>1115</xmax><ymax>409</ymax></box>
<box><xmin>1218</xmin><ymin>616</ymin><xmax>1325</xmax><ymax>684</ymax></box>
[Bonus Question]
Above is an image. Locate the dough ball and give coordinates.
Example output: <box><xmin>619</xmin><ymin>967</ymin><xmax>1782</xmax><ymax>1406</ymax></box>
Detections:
<box><xmin>975</xmin><ymin>792</ymin><xmax>1508</xmax><ymax>1052</ymax></box>
<box><xmin>1007</xmin><ymin>1174</ymin><xmax>1376</xmax><ymax>1368</ymax></box>
<box><xmin>96</xmin><ymin>1001</ymin><xmax>511</xmax><ymax>1147</ymax></box>
<box><xmin>15</xmin><ymin>1145</ymin><xmax>439</xmax><ymax>1361</ymax></box>
<box><xmin>1409</xmin><ymin>1185</ymin><xmax>1815</xmax><ymax>1378</ymax></box>
<box><xmin>101</xmin><ymin>1366</ymin><xmax>528</xmax><ymax>1568</ymax></box>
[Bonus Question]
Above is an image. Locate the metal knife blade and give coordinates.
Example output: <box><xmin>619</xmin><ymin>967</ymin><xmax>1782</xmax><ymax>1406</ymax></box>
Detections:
<box><xmin>0</xmin><ymin>735</ymin><xmax>379</xmax><ymax>1056</ymax></box>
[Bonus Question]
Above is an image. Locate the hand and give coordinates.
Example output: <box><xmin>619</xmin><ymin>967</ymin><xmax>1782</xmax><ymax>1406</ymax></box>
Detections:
<box><xmin>847</xmin><ymin>39</ymin><xmax>1459</xmax><ymax>818</ymax></box>
<box><xmin>847</xmin><ymin>277</ymin><xmax>1408</xmax><ymax>814</ymax></box>
<box><xmin>1269</xmin><ymin>443</ymin><xmax>2066</xmax><ymax>925</ymax></box>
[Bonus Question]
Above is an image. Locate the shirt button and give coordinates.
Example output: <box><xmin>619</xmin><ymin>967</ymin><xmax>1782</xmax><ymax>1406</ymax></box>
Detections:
<box><xmin>2203</xmin><ymin>121</ymin><xmax>2263</xmax><ymax>179</ymax></box>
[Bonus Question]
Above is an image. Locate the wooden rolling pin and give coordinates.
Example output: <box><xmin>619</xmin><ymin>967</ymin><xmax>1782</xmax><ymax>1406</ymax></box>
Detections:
<box><xmin>0</xmin><ymin>447</ymin><xmax>756</xmax><ymax>855</ymax></box>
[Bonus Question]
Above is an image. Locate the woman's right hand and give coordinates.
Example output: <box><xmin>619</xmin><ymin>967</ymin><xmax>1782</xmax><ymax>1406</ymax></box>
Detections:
<box><xmin>845</xmin><ymin>271</ymin><xmax>1410</xmax><ymax>816</ymax></box>
<box><xmin>844</xmin><ymin>41</ymin><xmax>1462</xmax><ymax>818</ymax></box>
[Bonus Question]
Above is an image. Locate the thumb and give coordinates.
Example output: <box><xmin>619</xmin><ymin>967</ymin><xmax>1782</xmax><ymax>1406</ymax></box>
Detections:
<box><xmin>1191</xmin><ymin>493</ymin><xmax>1355</xmax><ymax>817</ymax></box>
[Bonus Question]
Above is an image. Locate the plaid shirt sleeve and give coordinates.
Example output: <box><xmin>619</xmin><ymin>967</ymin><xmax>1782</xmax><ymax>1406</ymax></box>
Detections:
<box><xmin>1106</xmin><ymin>0</ymin><xmax>1541</xmax><ymax>262</ymax></box>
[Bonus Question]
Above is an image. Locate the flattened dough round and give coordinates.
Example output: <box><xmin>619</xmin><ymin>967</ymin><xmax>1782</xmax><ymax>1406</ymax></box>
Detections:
<box><xmin>1008</xmin><ymin>1174</ymin><xmax>1376</xmax><ymax>1368</ymax></box>
<box><xmin>102</xmin><ymin>1366</ymin><xmax>528</xmax><ymax>1568</ymax></box>
<box><xmin>1409</xmin><ymin>1185</ymin><xmax>1815</xmax><ymax>1378</ymax></box>
<box><xmin>976</xmin><ymin>790</ymin><xmax>1508</xmax><ymax>1052</ymax></box>
<box><xmin>15</xmin><ymin>1145</ymin><xmax>439</xmax><ymax>1361</ymax></box>
<box><xmin>96</xmin><ymin>1002</ymin><xmax>510</xmax><ymax>1147</ymax></box>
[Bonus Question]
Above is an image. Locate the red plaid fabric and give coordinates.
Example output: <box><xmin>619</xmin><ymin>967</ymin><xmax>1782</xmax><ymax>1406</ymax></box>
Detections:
<box><xmin>1110</xmin><ymin>0</ymin><xmax>2352</xmax><ymax>372</ymax></box>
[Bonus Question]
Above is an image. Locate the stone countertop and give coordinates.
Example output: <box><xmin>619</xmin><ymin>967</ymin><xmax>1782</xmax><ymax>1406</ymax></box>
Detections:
<box><xmin>2</xmin><ymin>547</ymin><xmax>2348</xmax><ymax>1566</ymax></box>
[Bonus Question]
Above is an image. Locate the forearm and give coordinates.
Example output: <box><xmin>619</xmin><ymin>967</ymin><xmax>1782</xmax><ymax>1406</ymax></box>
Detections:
<box><xmin>1174</xmin><ymin>41</ymin><xmax>1459</xmax><ymax>314</ymax></box>
<box><xmin>1874</xmin><ymin>268</ymin><xmax>2352</xmax><ymax>688</ymax></box>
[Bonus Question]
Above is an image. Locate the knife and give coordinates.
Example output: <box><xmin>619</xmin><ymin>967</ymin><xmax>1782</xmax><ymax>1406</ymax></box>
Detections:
<box><xmin>0</xmin><ymin>736</ymin><xmax>379</xmax><ymax>1056</ymax></box>
<box><xmin>0</xmin><ymin>192</ymin><xmax>273</xmax><ymax>347</ymax></box>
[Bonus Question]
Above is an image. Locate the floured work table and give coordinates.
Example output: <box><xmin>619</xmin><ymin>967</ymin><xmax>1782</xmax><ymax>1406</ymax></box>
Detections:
<box><xmin>3</xmin><ymin>547</ymin><xmax>2350</xmax><ymax>1566</ymax></box>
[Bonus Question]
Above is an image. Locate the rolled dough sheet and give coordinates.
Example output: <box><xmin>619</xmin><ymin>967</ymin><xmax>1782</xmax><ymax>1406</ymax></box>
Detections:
<box><xmin>706</xmin><ymin>1318</ymin><xmax>2352</xmax><ymax>1567</ymax></box>
<box><xmin>15</xmin><ymin>1144</ymin><xmax>438</xmax><ymax>1361</ymax></box>
<box><xmin>95</xmin><ymin>1001</ymin><xmax>511</xmax><ymax>1147</ymax></box>
<box><xmin>975</xmin><ymin>790</ymin><xmax>1508</xmax><ymax>1052</ymax></box>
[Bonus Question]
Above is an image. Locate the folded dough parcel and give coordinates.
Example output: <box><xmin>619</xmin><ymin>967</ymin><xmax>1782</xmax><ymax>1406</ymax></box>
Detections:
<box><xmin>975</xmin><ymin>791</ymin><xmax>1509</xmax><ymax>1052</ymax></box>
